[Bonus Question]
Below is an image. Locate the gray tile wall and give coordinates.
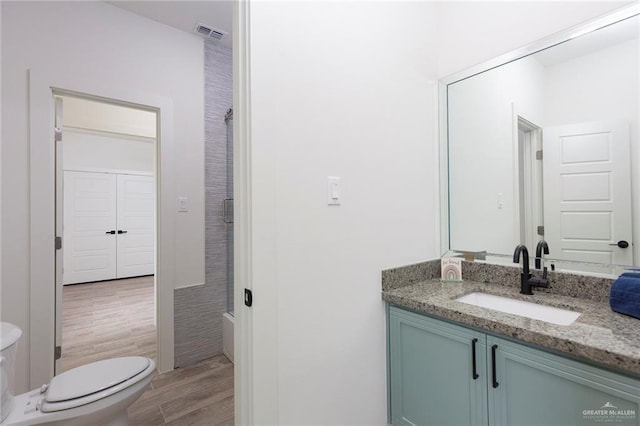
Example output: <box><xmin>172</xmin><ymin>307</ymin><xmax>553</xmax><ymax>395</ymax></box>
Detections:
<box><xmin>174</xmin><ymin>41</ymin><xmax>233</xmax><ymax>367</ymax></box>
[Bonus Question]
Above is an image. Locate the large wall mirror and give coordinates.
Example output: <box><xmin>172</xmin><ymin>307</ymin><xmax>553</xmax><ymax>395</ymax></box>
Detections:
<box><xmin>441</xmin><ymin>4</ymin><xmax>639</xmax><ymax>276</ymax></box>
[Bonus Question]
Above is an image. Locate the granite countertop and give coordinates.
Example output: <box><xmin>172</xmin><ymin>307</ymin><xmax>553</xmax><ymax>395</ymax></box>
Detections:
<box><xmin>382</xmin><ymin>277</ymin><xmax>640</xmax><ymax>377</ymax></box>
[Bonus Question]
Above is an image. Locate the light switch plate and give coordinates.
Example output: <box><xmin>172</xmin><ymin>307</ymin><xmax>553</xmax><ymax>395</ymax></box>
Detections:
<box><xmin>178</xmin><ymin>197</ymin><xmax>189</xmax><ymax>212</ymax></box>
<box><xmin>327</xmin><ymin>177</ymin><xmax>341</xmax><ymax>206</ymax></box>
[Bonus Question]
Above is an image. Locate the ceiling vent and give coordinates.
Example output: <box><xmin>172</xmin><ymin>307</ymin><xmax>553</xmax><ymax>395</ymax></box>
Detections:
<box><xmin>194</xmin><ymin>22</ymin><xmax>226</xmax><ymax>40</ymax></box>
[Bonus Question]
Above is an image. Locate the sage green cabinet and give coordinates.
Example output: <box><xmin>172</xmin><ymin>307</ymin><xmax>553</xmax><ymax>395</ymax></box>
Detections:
<box><xmin>389</xmin><ymin>306</ymin><xmax>640</xmax><ymax>426</ymax></box>
<box><xmin>389</xmin><ymin>306</ymin><xmax>488</xmax><ymax>426</ymax></box>
<box><xmin>488</xmin><ymin>335</ymin><xmax>640</xmax><ymax>426</ymax></box>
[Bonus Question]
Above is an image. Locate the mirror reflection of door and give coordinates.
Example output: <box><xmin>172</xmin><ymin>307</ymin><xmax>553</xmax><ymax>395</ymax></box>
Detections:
<box><xmin>444</xmin><ymin>12</ymin><xmax>638</xmax><ymax>275</ymax></box>
<box><xmin>518</xmin><ymin>117</ymin><xmax>543</xmax><ymax>252</ymax></box>
<box><xmin>543</xmin><ymin>120</ymin><xmax>633</xmax><ymax>275</ymax></box>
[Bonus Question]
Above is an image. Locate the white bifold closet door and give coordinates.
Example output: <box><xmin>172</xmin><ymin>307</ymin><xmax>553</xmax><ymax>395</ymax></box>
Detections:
<box><xmin>63</xmin><ymin>171</ymin><xmax>117</xmax><ymax>284</ymax></box>
<box><xmin>63</xmin><ymin>171</ymin><xmax>154</xmax><ymax>285</ymax></box>
<box><xmin>116</xmin><ymin>174</ymin><xmax>155</xmax><ymax>278</ymax></box>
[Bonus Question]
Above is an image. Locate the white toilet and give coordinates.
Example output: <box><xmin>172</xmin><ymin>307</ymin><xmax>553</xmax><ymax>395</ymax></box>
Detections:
<box><xmin>0</xmin><ymin>322</ymin><xmax>155</xmax><ymax>426</ymax></box>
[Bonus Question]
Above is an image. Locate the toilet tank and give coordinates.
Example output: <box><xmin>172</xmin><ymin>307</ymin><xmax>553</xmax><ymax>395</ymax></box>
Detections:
<box><xmin>0</xmin><ymin>322</ymin><xmax>22</xmax><ymax>422</ymax></box>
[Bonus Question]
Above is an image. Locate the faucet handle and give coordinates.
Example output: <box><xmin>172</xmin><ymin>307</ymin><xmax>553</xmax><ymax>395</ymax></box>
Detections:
<box><xmin>535</xmin><ymin>240</ymin><xmax>550</xmax><ymax>269</ymax></box>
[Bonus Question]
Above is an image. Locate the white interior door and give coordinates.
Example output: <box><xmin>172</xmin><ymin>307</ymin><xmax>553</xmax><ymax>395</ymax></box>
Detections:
<box><xmin>116</xmin><ymin>174</ymin><xmax>155</xmax><ymax>278</ymax></box>
<box><xmin>543</xmin><ymin>120</ymin><xmax>633</xmax><ymax>274</ymax></box>
<box><xmin>63</xmin><ymin>171</ymin><xmax>117</xmax><ymax>284</ymax></box>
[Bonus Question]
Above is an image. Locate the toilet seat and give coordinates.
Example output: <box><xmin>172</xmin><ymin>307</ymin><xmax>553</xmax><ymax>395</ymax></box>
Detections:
<box><xmin>40</xmin><ymin>357</ymin><xmax>151</xmax><ymax>413</ymax></box>
<box><xmin>1</xmin><ymin>320</ymin><xmax>155</xmax><ymax>426</ymax></box>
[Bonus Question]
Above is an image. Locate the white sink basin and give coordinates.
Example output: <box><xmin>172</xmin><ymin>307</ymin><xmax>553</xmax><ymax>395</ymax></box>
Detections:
<box><xmin>455</xmin><ymin>292</ymin><xmax>581</xmax><ymax>326</ymax></box>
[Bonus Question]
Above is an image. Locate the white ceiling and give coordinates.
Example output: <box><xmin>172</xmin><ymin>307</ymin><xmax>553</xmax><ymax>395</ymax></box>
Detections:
<box><xmin>107</xmin><ymin>1</ymin><xmax>233</xmax><ymax>49</ymax></box>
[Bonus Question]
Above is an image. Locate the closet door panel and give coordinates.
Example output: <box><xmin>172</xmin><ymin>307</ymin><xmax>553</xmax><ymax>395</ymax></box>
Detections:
<box><xmin>116</xmin><ymin>174</ymin><xmax>155</xmax><ymax>278</ymax></box>
<box><xmin>63</xmin><ymin>171</ymin><xmax>117</xmax><ymax>284</ymax></box>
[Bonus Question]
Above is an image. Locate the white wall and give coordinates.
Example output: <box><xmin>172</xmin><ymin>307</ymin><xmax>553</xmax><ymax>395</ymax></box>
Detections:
<box><xmin>62</xmin><ymin>96</ymin><xmax>155</xmax><ymax>180</ymax></box>
<box><xmin>63</xmin><ymin>96</ymin><xmax>157</xmax><ymax>138</ymax></box>
<box><xmin>247</xmin><ymin>2</ymin><xmax>439</xmax><ymax>424</ymax></box>
<box><xmin>0</xmin><ymin>3</ymin><xmax>3</xmax><ymax>328</ymax></box>
<box><xmin>543</xmin><ymin>39</ymin><xmax>638</xmax><ymax>127</ymax></box>
<box><xmin>1</xmin><ymin>1</ymin><xmax>204</xmax><ymax>393</ymax></box>
<box><xmin>63</xmin><ymin>131</ymin><xmax>155</xmax><ymax>174</ymax></box>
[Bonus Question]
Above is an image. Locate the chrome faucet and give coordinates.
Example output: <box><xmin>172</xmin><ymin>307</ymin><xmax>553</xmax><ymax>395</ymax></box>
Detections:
<box><xmin>513</xmin><ymin>244</ymin><xmax>549</xmax><ymax>295</ymax></box>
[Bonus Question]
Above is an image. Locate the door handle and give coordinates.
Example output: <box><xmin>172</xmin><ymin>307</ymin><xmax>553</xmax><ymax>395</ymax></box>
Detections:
<box><xmin>471</xmin><ymin>338</ymin><xmax>479</xmax><ymax>380</ymax></box>
<box><xmin>117</xmin><ymin>230</ymin><xmax>128</xmax><ymax>234</ymax></box>
<box><xmin>105</xmin><ymin>230</ymin><xmax>116</xmax><ymax>234</ymax></box>
<box><xmin>609</xmin><ymin>240</ymin><xmax>629</xmax><ymax>249</ymax></box>
<box><xmin>491</xmin><ymin>344</ymin><xmax>499</xmax><ymax>388</ymax></box>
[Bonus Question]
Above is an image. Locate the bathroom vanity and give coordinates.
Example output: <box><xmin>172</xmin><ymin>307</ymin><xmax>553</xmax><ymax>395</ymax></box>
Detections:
<box><xmin>387</xmin><ymin>4</ymin><xmax>640</xmax><ymax>424</ymax></box>
<box><xmin>382</xmin><ymin>261</ymin><xmax>640</xmax><ymax>426</ymax></box>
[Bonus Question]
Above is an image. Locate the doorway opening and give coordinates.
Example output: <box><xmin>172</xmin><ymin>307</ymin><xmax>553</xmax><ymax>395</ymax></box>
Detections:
<box><xmin>54</xmin><ymin>92</ymin><xmax>158</xmax><ymax>373</ymax></box>
<box><xmin>517</xmin><ymin>116</ymin><xmax>544</xmax><ymax>251</ymax></box>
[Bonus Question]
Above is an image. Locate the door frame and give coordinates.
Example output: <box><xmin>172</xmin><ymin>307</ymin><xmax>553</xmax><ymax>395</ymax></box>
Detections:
<box><xmin>516</xmin><ymin>115</ymin><xmax>543</xmax><ymax>250</ymax></box>
<box><xmin>233</xmin><ymin>0</ymin><xmax>276</xmax><ymax>423</ymax></box>
<box><xmin>233</xmin><ymin>0</ymin><xmax>252</xmax><ymax>423</ymax></box>
<box><xmin>28</xmin><ymin>68</ymin><xmax>176</xmax><ymax>388</ymax></box>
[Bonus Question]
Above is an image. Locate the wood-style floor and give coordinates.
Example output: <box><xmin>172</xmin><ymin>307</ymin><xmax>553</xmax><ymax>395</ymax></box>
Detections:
<box><xmin>61</xmin><ymin>276</ymin><xmax>156</xmax><ymax>372</ymax></box>
<box><xmin>129</xmin><ymin>355</ymin><xmax>234</xmax><ymax>426</ymax></box>
<box><xmin>61</xmin><ymin>276</ymin><xmax>234</xmax><ymax>425</ymax></box>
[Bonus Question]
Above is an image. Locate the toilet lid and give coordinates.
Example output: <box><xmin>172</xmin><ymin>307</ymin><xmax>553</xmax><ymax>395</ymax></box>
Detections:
<box><xmin>46</xmin><ymin>356</ymin><xmax>150</xmax><ymax>403</ymax></box>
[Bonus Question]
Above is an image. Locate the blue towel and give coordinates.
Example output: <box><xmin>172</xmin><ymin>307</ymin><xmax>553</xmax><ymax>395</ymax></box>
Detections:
<box><xmin>610</xmin><ymin>274</ymin><xmax>640</xmax><ymax>319</ymax></box>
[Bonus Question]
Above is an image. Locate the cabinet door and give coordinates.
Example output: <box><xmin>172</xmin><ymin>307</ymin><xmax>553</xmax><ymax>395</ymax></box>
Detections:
<box><xmin>389</xmin><ymin>307</ymin><xmax>488</xmax><ymax>426</ymax></box>
<box><xmin>488</xmin><ymin>336</ymin><xmax>640</xmax><ymax>426</ymax></box>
